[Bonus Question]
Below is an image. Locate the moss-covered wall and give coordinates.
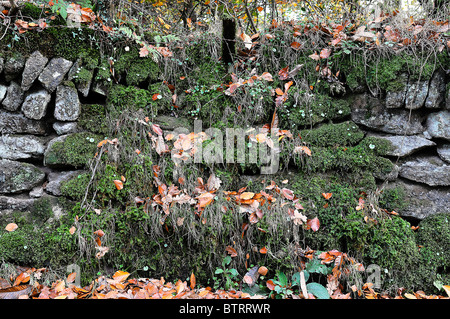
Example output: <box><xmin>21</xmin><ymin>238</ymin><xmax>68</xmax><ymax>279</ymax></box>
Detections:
<box><xmin>0</xmin><ymin>14</ymin><xmax>449</xmax><ymax>294</ymax></box>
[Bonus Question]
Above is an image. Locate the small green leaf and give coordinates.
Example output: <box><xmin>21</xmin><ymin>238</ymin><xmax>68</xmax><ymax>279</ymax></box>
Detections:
<box><xmin>306</xmin><ymin>282</ymin><xmax>330</xmax><ymax>299</ymax></box>
<box><xmin>215</xmin><ymin>268</ymin><xmax>224</xmax><ymax>274</ymax></box>
<box><xmin>277</xmin><ymin>271</ymin><xmax>288</xmax><ymax>287</ymax></box>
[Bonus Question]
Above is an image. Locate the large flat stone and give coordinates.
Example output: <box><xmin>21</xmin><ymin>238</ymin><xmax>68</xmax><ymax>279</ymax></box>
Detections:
<box><xmin>0</xmin><ymin>135</ymin><xmax>46</xmax><ymax>160</ymax></box>
<box><xmin>0</xmin><ymin>195</ymin><xmax>36</xmax><ymax>211</ymax></box>
<box><xmin>399</xmin><ymin>156</ymin><xmax>450</xmax><ymax>186</ymax></box>
<box><xmin>351</xmin><ymin>93</ymin><xmax>424</xmax><ymax>135</ymax></box>
<box><xmin>368</xmin><ymin>133</ymin><xmax>436</xmax><ymax>157</ymax></box>
<box><xmin>0</xmin><ymin>110</ymin><xmax>47</xmax><ymax>135</ymax></box>
<box><xmin>0</xmin><ymin>159</ymin><xmax>46</xmax><ymax>194</ymax></box>
<box><xmin>382</xmin><ymin>180</ymin><xmax>450</xmax><ymax>220</ymax></box>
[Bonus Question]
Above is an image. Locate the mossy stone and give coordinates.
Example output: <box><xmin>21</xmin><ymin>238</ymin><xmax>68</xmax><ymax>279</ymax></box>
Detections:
<box><xmin>44</xmin><ymin>132</ymin><xmax>102</xmax><ymax>168</ymax></box>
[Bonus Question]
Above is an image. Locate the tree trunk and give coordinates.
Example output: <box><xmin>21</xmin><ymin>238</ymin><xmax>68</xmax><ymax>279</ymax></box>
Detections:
<box><xmin>222</xmin><ymin>18</ymin><xmax>236</xmax><ymax>66</ymax></box>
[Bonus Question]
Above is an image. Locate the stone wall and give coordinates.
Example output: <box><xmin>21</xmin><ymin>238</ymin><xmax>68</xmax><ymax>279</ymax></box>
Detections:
<box><xmin>0</xmin><ymin>50</ymin><xmax>449</xmax><ymax>223</ymax></box>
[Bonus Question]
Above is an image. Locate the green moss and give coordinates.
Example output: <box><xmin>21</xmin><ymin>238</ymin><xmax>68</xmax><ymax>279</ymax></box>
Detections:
<box><xmin>379</xmin><ymin>186</ymin><xmax>408</xmax><ymax>212</ymax></box>
<box><xmin>45</xmin><ymin>132</ymin><xmax>102</xmax><ymax>168</ymax></box>
<box><xmin>78</xmin><ymin>104</ymin><xmax>108</xmax><ymax>134</ymax></box>
<box><xmin>0</xmin><ymin>208</ymin><xmax>78</xmax><ymax>270</ymax></box>
<box><xmin>19</xmin><ymin>3</ymin><xmax>44</xmax><ymax>19</ymax></box>
<box><xmin>113</xmin><ymin>48</ymin><xmax>160</xmax><ymax>86</ymax></box>
<box><xmin>416</xmin><ymin>213</ymin><xmax>450</xmax><ymax>293</ymax></box>
<box><xmin>299</xmin><ymin>139</ymin><xmax>394</xmax><ymax>177</ymax></box>
<box><xmin>279</xmin><ymin>91</ymin><xmax>351</xmax><ymax>128</ymax></box>
<box><xmin>335</xmin><ymin>51</ymin><xmax>449</xmax><ymax>93</ymax></box>
<box><xmin>60</xmin><ymin>172</ymin><xmax>91</xmax><ymax>201</ymax></box>
<box><xmin>107</xmin><ymin>85</ymin><xmax>155</xmax><ymax>117</ymax></box>
<box><xmin>299</xmin><ymin>121</ymin><xmax>364</xmax><ymax>147</ymax></box>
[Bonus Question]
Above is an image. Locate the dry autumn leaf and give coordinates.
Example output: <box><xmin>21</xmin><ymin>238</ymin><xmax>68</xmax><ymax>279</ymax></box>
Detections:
<box><xmin>113</xmin><ymin>270</ymin><xmax>130</xmax><ymax>283</ymax></box>
<box><xmin>66</xmin><ymin>272</ymin><xmax>77</xmax><ymax>284</ymax></box>
<box><xmin>5</xmin><ymin>223</ymin><xmax>18</xmax><ymax>232</ymax></box>
<box><xmin>240</xmin><ymin>192</ymin><xmax>255</xmax><ymax>200</ymax></box>
<box><xmin>322</xmin><ymin>193</ymin><xmax>332</xmax><ymax>200</ymax></box>
<box><xmin>113</xmin><ymin>180</ymin><xmax>123</xmax><ymax>190</ymax></box>
<box><xmin>225</xmin><ymin>246</ymin><xmax>238</xmax><ymax>257</ymax></box>
<box><xmin>69</xmin><ymin>226</ymin><xmax>76</xmax><ymax>235</ymax></box>
<box><xmin>258</xmin><ymin>266</ymin><xmax>268</xmax><ymax>276</ymax></box>
<box><xmin>307</xmin><ymin>217</ymin><xmax>320</xmax><ymax>232</ymax></box>
<box><xmin>190</xmin><ymin>273</ymin><xmax>196</xmax><ymax>290</ymax></box>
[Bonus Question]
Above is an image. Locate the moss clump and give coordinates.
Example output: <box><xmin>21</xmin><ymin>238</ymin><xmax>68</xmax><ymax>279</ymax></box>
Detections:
<box><xmin>416</xmin><ymin>213</ymin><xmax>450</xmax><ymax>293</ymax></box>
<box><xmin>78</xmin><ymin>104</ymin><xmax>108</xmax><ymax>134</ymax></box>
<box><xmin>113</xmin><ymin>48</ymin><xmax>160</xmax><ymax>86</ymax></box>
<box><xmin>279</xmin><ymin>91</ymin><xmax>351</xmax><ymax>128</ymax></box>
<box><xmin>45</xmin><ymin>132</ymin><xmax>102</xmax><ymax>168</ymax></box>
<box><xmin>0</xmin><ymin>205</ymin><xmax>78</xmax><ymax>270</ymax></box>
<box><xmin>290</xmin><ymin>170</ymin><xmax>420</xmax><ymax>291</ymax></box>
<box><xmin>299</xmin><ymin>139</ymin><xmax>394</xmax><ymax>177</ymax></box>
<box><xmin>60</xmin><ymin>173</ymin><xmax>91</xmax><ymax>201</ymax></box>
<box><xmin>378</xmin><ymin>186</ymin><xmax>408</xmax><ymax>212</ymax></box>
<box><xmin>300</xmin><ymin>121</ymin><xmax>364</xmax><ymax>147</ymax></box>
<box><xmin>107</xmin><ymin>85</ymin><xmax>155</xmax><ymax>117</ymax></box>
<box><xmin>335</xmin><ymin>51</ymin><xmax>448</xmax><ymax>93</ymax></box>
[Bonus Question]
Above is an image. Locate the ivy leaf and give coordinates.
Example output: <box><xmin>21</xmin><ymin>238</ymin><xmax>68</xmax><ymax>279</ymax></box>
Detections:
<box><xmin>306</xmin><ymin>282</ymin><xmax>330</xmax><ymax>299</ymax></box>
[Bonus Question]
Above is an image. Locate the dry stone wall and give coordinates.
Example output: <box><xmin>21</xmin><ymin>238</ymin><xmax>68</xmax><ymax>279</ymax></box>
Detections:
<box><xmin>0</xmin><ymin>50</ymin><xmax>449</xmax><ymax>222</ymax></box>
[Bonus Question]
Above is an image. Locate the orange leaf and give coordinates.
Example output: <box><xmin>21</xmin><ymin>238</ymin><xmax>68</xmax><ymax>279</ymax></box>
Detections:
<box><xmin>13</xmin><ymin>272</ymin><xmax>29</xmax><ymax>286</ymax></box>
<box><xmin>275</xmin><ymin>88</ymin><xmax>284</xmax><ymax>96</ymax></box>
<box><xmin>190</xmin><ymin>273</ymin><xmax>196</xmax><ymax>290</ymax></box>
<box><xmin>266</xmin><ymin>279</ymin><xmax>276</xmax><ymax>290</ymax></box>
<box><xmin>260</xmin><ymin>246</ymin><xmax>267</xmax><ymax>254</ymax></box>
<box><xmin>443</xmin><ymin>285</ymin><xmax>450</xmax><ymax>298</ymax></box>
<box><xmin>319</xmin><ymin>48</ymin><xmax>331</xmax><ymax>59</ymax></box>
<box><xmin>139</xmin><ymin>45</ymin><xmax>149</xmax><ymax>57</ymax></box>
<box><xmin>54</xmin><ymin>280</ymin><xmax>65</xmax><ymax>293</ymax></box>
<box><xmin>281</xmin><ymin>188</ymin><xmax>294</xmax><ymax>200</ymax></box>
<box><xmin>243</xmin><ymin>275</ymin><xmax>253</xmax><ymax>285</ymax></box>
<box><xmin>94</xmin><ymin>229</ymin><xmax>105</xmax><ymax>237</ymax></box>
<box><xmin>5</xmin><ymin>223</ymin><xmax>18</xmax><ymax>232</ymax></box>
<box><xmin>197</xmin><ymin>192</ymin><xmax>215</xmax><ymax>208</ymax></box>
<box><xmin>258</xmin><ymin>266</ymin><xmax>268</xmax><ymax>276</ymax></box>
<box><xmin>113</xmin><ymin>180</ymin><xmax>123</xmax><ymax>190</ymax></box>
<box><xmin>240</xmin><ymin>192</ymin><xmax>255</xmax><ymax>200</ymax></box>
<box><xmin>322</xmin><ymin>193</ymin><xmax>332</xmax><ymax>200</ymax></box>
<box><xmin>290</xmin><ymin>41</ymin><xmax>302</xmax><ymax>50</ymax></box>
<box><xmin>152</xmin><ymin>124</ymin><xmax>163</xmax><ymax>136</ymax></box>
<box><xmin>307</xmin><ymin>217</ymin><xmax>320</xmax><ymax>232</ymax></box>
<box><xmin>69</xmin><ymin>226</ymin><xmax>76</xmax><ymax>235</ymax></box>
<box><xmin>309</xmin><ymin>52</ymin><xmax>320</xmax><ymax>61</ymax></box>
<box><xmin>225</xmin><ymin>246</ymin><xmax>238</xmax><ymax>257</ymax></box>
<box><xmin>113</xmin><ymin>270</ymin><xmax>130</xmax><ymax>283</ymax></box>
<box><xmin>66</xmin><ymin>272</ymin><xmax>77</xmax><ymax>283</ymax></box>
